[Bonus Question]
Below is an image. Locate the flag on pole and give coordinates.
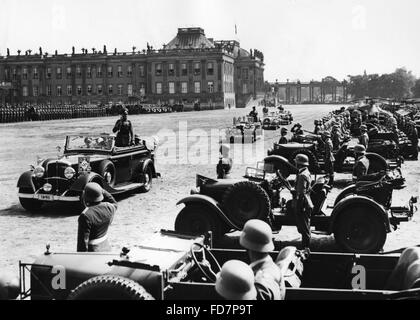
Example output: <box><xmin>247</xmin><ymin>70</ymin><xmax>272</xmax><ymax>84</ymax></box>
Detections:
<box><xmin>235</xmin><ymin>24</ymin><xmax>237</xmax><ymax>35</ymax></box>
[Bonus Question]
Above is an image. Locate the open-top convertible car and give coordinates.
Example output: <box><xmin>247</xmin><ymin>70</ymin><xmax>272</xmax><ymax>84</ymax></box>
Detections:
<box><xmin>174</xmin><ymin>161</ymin><xmax>415</xmax><ymax>253</ymax></box>
<box><xmin>5</xmin><ymin>230</ymin><xmax>420</xmax><ymax>300</ymax></box>
<box><xmin>262</xmin><ymin>110</ymin><xmax>293</xmax><ymax>130</ymax></box>
<box><xmin>224</xmin><ymin>117</ymin><xmax>263</xmax><ymax>144</ymax></box>
<box><xmin>17</xmin><ymin>134</ymin><xmax>159</xmax><ymax>212</ymax></box>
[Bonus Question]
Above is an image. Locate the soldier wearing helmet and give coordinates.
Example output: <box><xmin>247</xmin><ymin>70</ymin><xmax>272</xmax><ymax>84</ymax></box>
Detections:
<box><xmin>77</xmin><ymin>182</ymin><xmax>118</xmax><ymax>252</ymax></box>
<box><xmin>240</xmin><ymin>220</ymin><xmax>285</xmax><ymax>300</ymax></box>
<box><xmin>292</xmin><ymin>154</ymin><xmax>313</xmax><ymax>249</ymax></box>
<box><xmin>291</xmin><ymin>123</ymin><xmax>303</xmax><ymax>135</ymax></box>
<box><xmin>215</xmin><ymin>260</ymin><xmax>257</xmax><ymax>300</ymax></box>
<box><xmin>321</xmin><ymin>131</ymin><xmax>335</xmax><ymax>186</ymax></box>
<box><xmin>353</xmin><ymin>144</ymin><xmax>370</xmax><ymax>181</ymax></box>
<box><xmin>331</xmin><ymin>125</ymin><xmax>342</xmax><ymax>151</ymax></box>
<box><xmin>359</xmin><ymin>124</ymin><xmax>369</xmax><ymax>148</ymax></box>
<box><xmin>314</xmin><ymin>120</ymin><xmax>322</xmax><ymax>135</ymax></box>
<box><xmin>278</xmin><ymin>127</ymin><xmax>288</xmax><ymax>144</ymax></box>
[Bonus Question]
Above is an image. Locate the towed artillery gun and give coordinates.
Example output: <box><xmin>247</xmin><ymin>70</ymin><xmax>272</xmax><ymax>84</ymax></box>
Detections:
<box><xmin>174</xmin><ymin>159</ymin><xmax>416</xmax><ymax>254</ymax></box>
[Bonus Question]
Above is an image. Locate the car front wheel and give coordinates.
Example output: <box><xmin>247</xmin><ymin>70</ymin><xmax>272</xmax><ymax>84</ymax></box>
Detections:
<box><xmin>19</xmin><ymin>188</ymin><xmax>43</xmax><ymax>212</ymax></box>
<box><xmin>139</xmin><ymin>166</ymin><xmax>153</xmax><ymax>193</ymax></box>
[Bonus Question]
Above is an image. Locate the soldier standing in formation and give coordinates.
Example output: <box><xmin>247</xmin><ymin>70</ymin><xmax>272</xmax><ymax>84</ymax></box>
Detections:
<box><xmin>353</xmin><ymin>144</ymin><xmax>370</xmax><ymax>181</ymax></box>
<box><xmin>408</xmin><ymin>122</ymin><xmax>419</xmax><ymax>160</ymax></box>
<box><xmin>322</xmin><ymin>131</ymin><xmax>335</xmax><ymax>186</ymax></box>
<box><xmin>292</xmin><ymin>154</ymin><xmax>313</xmax><ymax>250</ymax></box>
<box><xmin>359</xmin><ymin>124</ymin><xmax>369</xmax><ymax>149</ymax></box>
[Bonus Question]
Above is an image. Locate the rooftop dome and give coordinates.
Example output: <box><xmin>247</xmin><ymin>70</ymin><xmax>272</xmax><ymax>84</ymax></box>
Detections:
<box><xmin>165</xmin><ymin>28</ymin><xmax>215</xmax><ymax>50</ymax></box>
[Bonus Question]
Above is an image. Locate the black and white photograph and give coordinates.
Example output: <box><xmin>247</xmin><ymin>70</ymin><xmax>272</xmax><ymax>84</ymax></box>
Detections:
<box><xmin>1</xmin><ymin>0</ymin><xmax>420</xmax><ymax>307</ymax></box>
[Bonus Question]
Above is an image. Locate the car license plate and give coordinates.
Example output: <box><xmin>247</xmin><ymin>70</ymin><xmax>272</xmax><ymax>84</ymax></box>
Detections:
<box><xmin>39</xmin><ymin>194</ymin><xmax>54</xmax><ymax>201</ymax></box>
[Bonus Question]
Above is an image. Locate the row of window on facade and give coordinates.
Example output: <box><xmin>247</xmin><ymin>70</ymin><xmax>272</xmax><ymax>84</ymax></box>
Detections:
<box><xmin>154</xmin><ymin>62</ymin><xmax>214</xmax><ymax>76</ymax></box>
<box><xmin>21</xmin><ymin>84</ymin><xmax>144</xmax><ymax>97</ymax></box>
<box><xmin>6</xmin><ymin>65</ymin><xmax>145</xmax><ymax>80</ymax></box>
<box><xmin>155</xmin><ymin>81</ymin><xmax>215</xmax><ymax>94</ymax></box>
<box><xmin>20</xmin><ymin>80</ymin><xmax>218</xmax><ymax>97</ymax></box>
<box><xmin>6</xmin><ymin>61</ymin><xmax>219</xmax><ymax>80</ymax></box>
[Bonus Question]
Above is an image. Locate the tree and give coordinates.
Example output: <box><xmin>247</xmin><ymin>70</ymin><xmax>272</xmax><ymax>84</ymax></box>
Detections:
<box><xmin>347</xmin><ymin>68</ymin><xmax>416</xmax><ymax>99</ymax></box>
<box><xmin>412</xmin><ymin>79</ymin><xmax>420</xmax><ymax>98</ymax></box>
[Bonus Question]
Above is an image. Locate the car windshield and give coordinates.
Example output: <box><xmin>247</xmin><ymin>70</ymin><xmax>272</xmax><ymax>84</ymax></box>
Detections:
<box><xmin>66</xmin><ymin>135</ymin><xmax>114</xmax><ymax>151</ymax></box>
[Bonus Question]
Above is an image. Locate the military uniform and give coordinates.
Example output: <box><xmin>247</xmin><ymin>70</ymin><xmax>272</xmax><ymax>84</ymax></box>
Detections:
<box><xmin>77</xmin><ymin>190</ymin><xmax>117</xmax><ymax>252</ymax></box>
<box><xmin>409</xmin><ymin>126</ymin><xmax>418</xmax><ymax>160</ymax></box>
<box><xmin>278</xmin><ymin>136</ymin><xmax>288</xmax><ymax>144</ymax></box>
<box><xmin>251</xmin><ymin>256</ymin><xmax>286</xmax><ymax>300</ymax></box>
<box><xmin>294</xmin><ymin>167</ymin><xmax>313</xmax><ymax>248</ymax></box>
<box><xmin>113</xmin><ymin>117</ymin><xmax>133</xmax><ymax>147</ymax></box>
<box><xmin>359</xmin><ymin>132</ymin><xmax>369</xmax><ymax>148</ymax></box>
<box><xmin>353</xmin><ymin>155</ymin><xmax>370</xmax><ymax>180</ymax></box>
<box><xmin>324</xmin><ymin>137</ymin><xmax>335</xmax><ymax>185</ymax></box>
<box><xmin>249</xmin><ymin>109</ymin><xmax>258</xmax><ymax>122</ymax></box>
<box><xmin>332</xmin><ymin>131</ymin><xmax>342</xmax><ymax>150</ymax></box>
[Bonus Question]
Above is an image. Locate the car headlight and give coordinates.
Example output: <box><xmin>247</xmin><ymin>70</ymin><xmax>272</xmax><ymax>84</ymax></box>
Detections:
<box><xmin>64</xmin><ymin>167</ymin><xmax>76</xmax><ymax>179</ymax></box>
<box><xmin>43</xmin><ymin>183</ymin><xmax>52</xmax><ymax>192</ymax></box>
<box><xmin>33</xmin><ymin>166</ymin><xmax>45</xmax><ymax>178</ymax></box>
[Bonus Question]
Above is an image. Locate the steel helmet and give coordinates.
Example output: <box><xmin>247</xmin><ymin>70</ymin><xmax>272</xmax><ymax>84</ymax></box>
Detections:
<box><xmin>294</xmin><ymin>154</ymin><xmax>309</xmax><ymax>166</ymax></box>
<box><xmin>354</xmin><ymin>144</ymin><xmax>366</xmax><ymax>155</ymax></box>
<box><xmin>360</xmin><ymin>124</ymin><xmax>368</xmax><ymax>131</ymax></box>
<box><xmin>83</xmin><ymin>182</ymin><xmax>104</xmax><ymax>203</ymax></box>
<box><xmin>240</xmin><ymin>219</ymin><xmax>274</xmax><ymax>253</ymax></box>
<box><xmin>215</xmin><ymin>260</ymin><xmax>257</xmax><ymax>300</ymax></box>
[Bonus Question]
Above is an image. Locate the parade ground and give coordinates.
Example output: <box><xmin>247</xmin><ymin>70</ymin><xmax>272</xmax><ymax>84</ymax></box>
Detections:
<box><xmin>1</xmin><ymin>104</ymin><xmax>419</xmax><ymax>276</ymax></box>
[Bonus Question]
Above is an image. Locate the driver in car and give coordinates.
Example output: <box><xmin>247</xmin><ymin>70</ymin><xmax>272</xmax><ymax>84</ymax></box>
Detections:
<box><xmin>239</xmin><ymin>220</ymin><xmax>286</xmax><ymax>300</ymax></box>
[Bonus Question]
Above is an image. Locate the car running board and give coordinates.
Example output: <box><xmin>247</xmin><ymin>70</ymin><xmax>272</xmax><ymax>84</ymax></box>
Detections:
<box><xmin>112</xmin><ymin>182</ymin><xmax>145</xmax><ymax>193</ymax></box>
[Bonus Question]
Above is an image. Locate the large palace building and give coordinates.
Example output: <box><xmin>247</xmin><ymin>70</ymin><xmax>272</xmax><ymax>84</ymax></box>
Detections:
<box><xmin>0</xmin><ymin>27</ymin><xmax>265</xmax><ymax>108</ymax></box>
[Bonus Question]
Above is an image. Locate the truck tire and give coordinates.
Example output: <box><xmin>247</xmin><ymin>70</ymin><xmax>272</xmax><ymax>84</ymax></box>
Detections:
<box><xmin>139</xmin><ymin>165</ymin><xmax>153</xmax><ymax>193</ymax></box>
<box><xmin>18</xmin><ymin>188</ymin><xmax>43</xmax><ymax>211</ymax></box>
<box><xmin>290</xmin><ymin>149</ymin><xmax>320</xmax><ymax>173</ymax></box>
<box><xmin>67</xmin><ymin>275</ymin><xmax>154</xmax><ymax>300</ymax></box>
<box><xmin>334</xmin><ymin>206</ymin><xmax>386</xmax><ymax>254</ymax></box>
<box><xmin>221</xmin><ymin>181</ymin><xmax>271</xmax><ymax>228</ymax></box>
<box><xmin>175</xmin><ymin>205</ymin><xmax>223</xmax><ymax>238</ymax></box>
<box><xmin>98</xmin><ymin>160</ymin><xmax>116</xmax><ymax>187</ymax></box>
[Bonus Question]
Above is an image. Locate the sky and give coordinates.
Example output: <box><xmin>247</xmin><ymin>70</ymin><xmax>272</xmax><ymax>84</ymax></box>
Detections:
<box><xmin>1</xmin><ymin>0</ymin><xmax>419</xmax><ymax>82</ymax></box>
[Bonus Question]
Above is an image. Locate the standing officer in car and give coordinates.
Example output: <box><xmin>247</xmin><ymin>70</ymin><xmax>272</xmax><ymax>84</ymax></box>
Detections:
<box><xmin>77</xmin><ymin>182</ymin><xmax>118</xmax><ymax>252</ymax></box>
<box><xmin>249</xmin><ymin>106</ymin><xmax>258</xmax><ymax>122</ymax></box>
<box><xmin>113</xmin><ymin>108</ymin><xmax>134</xmax><ymax>147</ymax></box>
<box><xmin>322</xmin><ymin>131</ymin><xmax>335</xmax><ymax>186</ymax></box>
<box><xmin>240</xmin><ymin>220</ymin><xmax>285</xmax><ymax>300</ymax></box>
<box><xmin>353</xmin><ymin>144</ymin><xmax>370</xmax><ymax>181</ymax></box>
<box><xmin>293</xmin><ymin>154</ymin><xmax>313</xmax><ymax>250</ymax></box>
<box><xmin>359</xmin><ymin>124</ymin><xmax>369</xmax><ymax>148</ymax></box>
